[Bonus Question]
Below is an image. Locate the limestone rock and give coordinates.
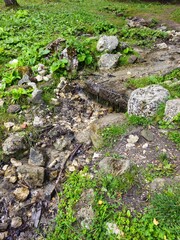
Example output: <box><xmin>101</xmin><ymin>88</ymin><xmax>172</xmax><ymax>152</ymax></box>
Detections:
<box><xmin>13</xmin><ymin>187</ymin><xmax>29</xmax><ymax>201</ymax></box>
<box><xmin>98</xmin><ymin>53</ymin><xmax>121</xmax><ymax>70</ymax></box>
<box><xmin>128</xmin><ymin>85</ymin><xmax>169</xmax><ymax>117</ymax></box>
<box><xmin>97</xmin><ymin>35</ymin><xmax>119</xmax><ymax>52</ymax></box>
<box><xmin>164</xmin><ymin>99</ymin><xmax>180</xmax><ymax>121</ymax></box>
<box><xmin>2</xmin><ymin>133</ymin><xmax>26</xmax><ymax>155</ymax></box>
<box><xmin>28</xmin><ymin>148</ymin><xmax>45</xmax><ymax>167</ymax></box>
<box><xmin>99</xmin><ymin>157</ymin><xmax>131</xmax><ymax>176</ymax></box>
<box><xmin>17</xmin><ymin>164</ymin><xmax>44</xmax><ymax>187</ymax></box>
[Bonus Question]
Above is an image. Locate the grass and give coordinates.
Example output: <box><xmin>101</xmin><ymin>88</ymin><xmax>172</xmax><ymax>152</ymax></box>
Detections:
<box><xmin>126</xmin><ymin>68</ymin><xmax>180</xmax><ymax>98</ymax></box>
<box><xmin>46</xmin><ymin>167</ymin><xmax>180</xmax><ymax>239</ymax></box>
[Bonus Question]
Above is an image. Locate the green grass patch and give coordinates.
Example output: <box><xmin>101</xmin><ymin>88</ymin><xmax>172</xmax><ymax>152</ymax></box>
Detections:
<box><xmin>46</xmin><ymin>167</ymin><xmax>180</xmax><ymax>239</ymax></box>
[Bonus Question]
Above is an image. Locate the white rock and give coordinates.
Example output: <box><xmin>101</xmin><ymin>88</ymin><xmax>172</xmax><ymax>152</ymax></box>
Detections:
<box><xmin>142</xmin><ymin>143</ymin><xmax>149</xmax><ymax>149</ymax></box>
<box><xmin>127</xmin><ymin>135</ymin><xmax>139</xmax><ymax>144</ymax></box>
<box><xmin>106</xmin><ymin>222</ymin><xmax>122</xmax><ymax>235</ymax></box>
<box><xmin>11</xmin><ymin>217</ymin><xmax>22</xmax><ymax>228</ymax></box>
<box><xmin>68</xmin><ymin>165</ymin><xmax>76</xmax><ymax>172</ymax></box>
<box><xmin>0</xmin><ymin>99</ymin><xmax>4</xmax><ymax>107</ymax></box>
<box><xmin>10</xmin><ymin>158</ymin><xmax>22</xmax><ymax>167</ymax></box>
<box><xmin>13</xmin><ymin>187</ymin><xmax>29</xmax><ymax>201</ymax></box>
<box><xmin>156</xmin><ymin>43</ymin><xmax>168</xmax><ymax>49</ymax></box>
<box><xmin>33</xmin><ymin>116</ymin><xmax>44</xmax><ymax>127</ymax></box>
<box><xmin>35</xmin><ymin>75</ymin><xmax>43</xmax><ymax>82</ymax></box>
<box><xmin>98</xmin><ymin>53</ymin><xmax>121</xmax><ymax>70</ymax></box>
<box><xmin>164</xmin><ymin>99</ymin><xmax>180</xmax><ymax>121</ymax></box>
<box><xmin>128</xmin><ymin>85</ymin><xmax>169</xmax><ymax>117</ymax></box>
<box><xmin>4</xmin><ymin>122</ymin><xmax>15</xmax><ymax>129</ymax></box>
<box><xmin>126</xmin><ymin>143</ymin><xmax>135</xmax><ymax>148</ymax></box>
<box><xmin>97</xmin><ymin>36</ymin><xmax>119</xmax><ymax>52</ymax></box>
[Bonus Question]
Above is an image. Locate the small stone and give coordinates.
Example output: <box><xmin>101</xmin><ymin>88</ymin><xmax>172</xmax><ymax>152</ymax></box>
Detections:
<box><xmin>164</xmin><ymin>99</ymin><xmax>180</xmax><ymax>122</ymax></box>
<box><xmin>10</xmin><ymin>159</ymin><xmax>22</xmax><ymax>168</ymax></box>
<box><xmin>106</xmin><ymin>222</ymin><xmax>122</xmax><ymax>235</ymax></box>
<box><xmin>76</xmin><ymin>206</ymin><xmax>94</xmax><ymax>229</ymax></box>
<box><xmin>0</xmin><ymin>231</ymin><xmax>8</xmax><ymax>240</ymax></box>
<box><xmin>68</xmin><ymin>165</ymin><xmax>76</xmax><ymax>172</ymax></box>
<box><xmin>7</xmin><ymin>104</ymin><xmax>21</xmax><ymax>113</ymax></box>
<box><xmin>4</xmin><ymin>167</ymin><xmax>17</xmax><ymax>183</ymax></box>
<box><xmin>11</xmin><ymin>217</ymin><xmax>22</xmax><ymax>228</ymax></box>
<box><xmin>128</xmin><ymin>55</ymin><xmax>137</xmax><ymax>64</ymax></box>
<box><xmin>38</xmin><ymin>70</ymin><xmax>47</xmax><ymax>76</ymax></box>
<box><xmin>28</xmin><ymin>148</ymin><xmax>45</xmax><ymax>167</ymax></box>
<box><xmin>127</xmin><ymin>135</ymin><xmax>139</xmax><ymax>144</ymax></box>
<box><xmin>126</xmin><ymin>143</ymin><xmax>135</xmax><ymax>148</ymax></box>
<box><xmin>35</xmin><ymin>75</ymin><xmax>43</xmax><ymax>82</ymax></box>
<box><xmin>17</xmin><ymin>164</ymin><xmax>45</xmax><ymax>187</ymax></box>
<box><xmin>141</xmin><ymin>129</ymin><xmax>154</xmax><ymax>141</ymax></box>
<box><xmin>142</xmin><ymin>143</ymin><xmax>149</xmax><ymax>149</ymax></box>
<box><xmin>156</xmin><ymin>43</ymin><xmax>168</xmax><ymax>49</ymax></box>
<box><xmin>4</xmin><ymin>122</ymin><xmax>15</xmax><ymax>130</ymax></box>
<box><xmin>2</xmin><ymin>165</ymin><xmax>8</xmax><ymax>171</ymax></box>
<box><xmin>97</xmin><ymin>35</ymin><xmax>119</xmax><ymax>52</ymax></box>
<box><xmin>2</xmin><ymin>133</ymin><xmax>26</xmax><ymax>155</ymax></box>
<box><xmin>49</xmin><ymin>170</ymin><xmax>58</xmax><ymax>181</ymax></box>
<box><xmin>0</xmin><ymin>99</ymin><xmax>4</xmax><ymax>107</ymax></box>
<box><xmin>43</xmin><ymin>75</ymin><xmax>50</xmax><ymax>81</ymax></box>
<box><xmin>13</xmin><ymin>187</ymin><xmax>29</xmax><ymax>201</ymax></box>
<box><xmin>150</xmin><ymin>178</ymin><xmax>166</xmax><ymax>191</ymax></box>
<box><xmin>33</xmin><ymin>116</ymin><xmax>44</xmax><ymax>127</ymax></box>
<box><xmin>30</xmin><ymin>89</ymin><xmax>43</xmax><ymax>104</ymax></box>
<box><xmin>0</xmin><ymin>223</ymin><xmax>8</xmax><ymax>232</ymax></box>
<box><xmin>99</xmin><ymin>157</ymin><xmax>131</xmax><ymax>176</ymax></box>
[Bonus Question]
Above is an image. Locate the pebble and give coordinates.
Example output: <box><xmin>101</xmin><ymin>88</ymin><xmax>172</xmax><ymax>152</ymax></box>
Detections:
<box><xmin>13</xmin><ymin>187</ymin><xmax>30</xmax><ymax>201</ymax></box>
<box><xmin>142</xmin><ymin>143</ymin><xmax>149</xmax><ymax>149</ymax></box>
<box><xmin>11</xmin><ymin>216</ymin><xmax>22</xmax><ymax>228</ymax></box>
<box><xmin>127</xmin><ymin>135</ymin><xmax>139</xmax><ymax>144</ymax></box>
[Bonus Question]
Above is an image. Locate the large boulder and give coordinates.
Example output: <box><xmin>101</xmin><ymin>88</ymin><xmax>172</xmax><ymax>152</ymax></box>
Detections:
<box><xmin>128</xmin><ymin>85</ymin><xmax>169</xmax><ymax>117</ymax></box>
<box><xmin>97</xmin><ymin>36</ymin><xmax>119</xmax><ymax>52</ymax></box>
<box><xmin>2</xmin><ymin>133</ymin><xmax>26</xmax><ymax>155</ymax></box>
<box><xmin>98</xmin><ymin>53</ymin><xmax>121</xmax><ymax>70</ymax></box>
<box><xmin>164</xmin><ymin>99</ymin><xmax>180</xmax><ymax>121</ymax></box>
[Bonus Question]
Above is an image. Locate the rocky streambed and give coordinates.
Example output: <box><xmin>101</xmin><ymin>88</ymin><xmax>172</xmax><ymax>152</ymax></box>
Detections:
<box><xmin>0</xmin><ymin>19</ymin><xmax>180</xmax><ymax>240</ymax></box>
